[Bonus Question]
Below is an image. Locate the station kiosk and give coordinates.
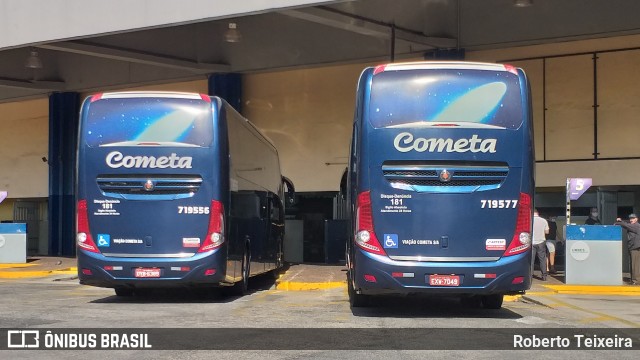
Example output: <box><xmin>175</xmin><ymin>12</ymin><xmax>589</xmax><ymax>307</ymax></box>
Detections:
<box><xmin>565</xmin><ymin>225</ymin><xmax>622</xmax><ymax>285</ymax></box>
<box><xmin>0</xmin><ymin>223</ymin><xmax>27</xmax><ymax>263</ymax></box>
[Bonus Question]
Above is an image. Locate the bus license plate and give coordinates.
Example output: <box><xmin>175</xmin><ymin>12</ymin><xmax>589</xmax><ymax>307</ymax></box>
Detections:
<box><xmin>134</xmin><ymin>268</ymin><xmax>161</xmax><ymax>278</ymax></box>
<box><xmin>428</xmin><ymin>275</ymin><xmax>460</xmax><ymax>286</ymax></box>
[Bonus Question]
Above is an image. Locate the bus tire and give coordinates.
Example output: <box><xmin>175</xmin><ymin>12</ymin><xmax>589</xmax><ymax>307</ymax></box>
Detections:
<box><xmin>114</xmin><ymin>287</ymin><xmax>134</xmax><ymax>297</ymax></box>
<box><xmin>481</xmin><ymin>294</ymin><xmax>504</xmax><ymax>309</ymax></box>
<box><xmin>231</xmin><ymin>248</ymin><xmax>250</xmax><ymax>296</ymax></box>
<box><xmin>347</xmin><ymin>272</ymin><xmax>369</xmax><ymax>308</ymax></box>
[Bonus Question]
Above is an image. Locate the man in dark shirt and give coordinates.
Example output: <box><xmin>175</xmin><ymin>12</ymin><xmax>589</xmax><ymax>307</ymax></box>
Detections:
<box><xmin>585</xmin><ymin>207</ymin><xmax>601</xmax><ymax>225</ymax></box>
<box><xmin>615</xmin><ymin>213</ymin><xmax>640</xmax><ymax>285</ymax></box>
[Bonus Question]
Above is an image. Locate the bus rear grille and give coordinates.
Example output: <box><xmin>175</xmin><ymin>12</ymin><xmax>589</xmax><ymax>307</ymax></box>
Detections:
<box><xmin>96</xmin><ymin>175</ymin><xmax>202</xmax><ymax>200</ymax></box>
<box><xmin>382</xmin><ymin>162</ymin><xmax>509</xmax><ymax>193</ymax></box>
<box><xmin>393</xmin><ymin>179</ymin><xmax>502</xmax><ymax>187</ymax></box>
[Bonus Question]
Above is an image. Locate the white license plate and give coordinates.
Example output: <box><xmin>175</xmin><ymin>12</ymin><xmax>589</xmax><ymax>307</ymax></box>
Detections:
<box><xmin>428</xmin><ymin>274</ymin><xmax>460</xmax><ymax>286</ymax></box>
<box><xmin>134</xmin><ymin>268</ymin><xmax>161</xmax><ymax>278</ymax></box>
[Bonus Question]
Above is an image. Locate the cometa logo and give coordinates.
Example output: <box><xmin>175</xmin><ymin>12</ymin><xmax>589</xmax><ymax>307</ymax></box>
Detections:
<box><xmin>393</xmin><ymin>132</ymin><xmax>497</xmax><ymax>153</ymax></box>
<box><xmin>106</xmin><ymin>151</ymin><xmax>193</xmax><ymax>169</ymax></box>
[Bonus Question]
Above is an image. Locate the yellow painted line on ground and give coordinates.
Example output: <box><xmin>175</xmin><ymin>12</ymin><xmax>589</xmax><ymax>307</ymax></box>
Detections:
<box><xmin>525</xmin><ymin>291</ymin><xmax>558</xmax><ymax>296</ymax></box>
<box><xmin>543</xmin><ymin>284</ymin><xmax>640</xmax><ymax>295</ymax></box>
<box><xmin>548</xmin><ymin>290</ymin><xmax>640</xmax><ymax>296</ymax></box>
<box><xmin>579</xmin><ymin>315</ymin><xmax>618</xmax><ymax>324</ymax></box>
<box><xmin>0</xmin><ymin>271</ymin><xmax>55</xmax><ymax>278</ymax></box>
<box><xmin>276</xmin><ymin>281</ymin><xmax>346</xmax><ymax>291</ymax></box>
<box><xmin>504</xmin><ymin>295</ymin><xmax>521</xmax><ymax>302</ymax></box>
<box><xmin>0</xmin><ymin>263</ymin><xmax>37</xmax><ymax>269</ymax></box>
<box><xmin>0</xmin><ymin>267</ymin><xmax>77</xmax><ymax>279</ymax></box>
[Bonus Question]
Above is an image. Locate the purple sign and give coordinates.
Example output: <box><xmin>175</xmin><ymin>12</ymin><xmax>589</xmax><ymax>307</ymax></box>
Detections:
<box><xmin>0</xmin><ymin>191</ymin><xmax>6</xmax><ymax>204</ymax></box>
<box><xmin>568</xmin><ymin>178</ymin><xmax>592</xmax><ymax>200</ymax></box>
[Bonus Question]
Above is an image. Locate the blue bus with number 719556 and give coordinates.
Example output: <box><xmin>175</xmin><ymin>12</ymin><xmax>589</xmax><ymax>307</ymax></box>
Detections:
<box><xmin>342</xmin><ymin>62</ymin><xmax>534</xmax><ymax>308</ymax></box>
<box><xmin>76</xmin><ymin>92</ymin><xmax>292</xmax><ymax>296</ymax></box>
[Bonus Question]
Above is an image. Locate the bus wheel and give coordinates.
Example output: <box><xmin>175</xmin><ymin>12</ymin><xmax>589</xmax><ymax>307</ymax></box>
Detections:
<box><xmin>481</xmin><ymin>294</ymin><xmax>504</xmax><ymax>309</ymax></box>
<box><xmin>114</xmin><ymin>287</ymin><xmax>134</xmax><ymax>297</ymax></box>
<box><xmin>231</xmin><ymin>249</ymin><xmax>250</xmax><ymax>296</ymax></box>
<box><xmin>347</xmin><ymin>272</ymin><xmax>369</xmax><ymax>308</ymax></box>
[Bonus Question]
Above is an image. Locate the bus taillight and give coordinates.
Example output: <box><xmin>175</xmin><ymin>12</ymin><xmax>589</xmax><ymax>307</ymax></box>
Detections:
<box><xmin>355</xmin><ymin>191</ymin><xmax>387</xmax><ymax>256</ymax></box>
<box><xmin>198</xmin><ymin>200</ymin><xmax>225</xmax><ymax>253</ymax></box>
<box><xmin>504</xmin><ymin>193</ymin><xmax>532</xmax><ymax>256</ymax></box>
<box><xmin>503</xmin><ymin>64</ymin><xmax>519</xmax><ymax>75</ymax></box>
<box><xmin>373</xmin><ymin>65</ymin><xmax>388</xmax><ymax>75</ymax></box>
<box><xmin>76</xmin><ymin>200</ymin><xmax>100</xmax><ymax>253</ymax></box>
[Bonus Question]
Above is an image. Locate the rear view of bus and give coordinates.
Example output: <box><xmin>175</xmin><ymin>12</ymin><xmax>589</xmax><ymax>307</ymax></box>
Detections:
<box><xmin>346</xmin><ymin>62</ymin><xmax>534</xmax><ymax>308</ymax></box>
<box><xmin>77</xmin><ymin>92</ymin><xmax>237</xmax><ymax>295</ymax></box>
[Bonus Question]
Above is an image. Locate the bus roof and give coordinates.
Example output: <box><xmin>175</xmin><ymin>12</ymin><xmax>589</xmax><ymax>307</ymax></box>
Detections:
<box><xmin>373</xmin><ymin>62</ymin><xmax>518</xmax><ymax>75</ymax></box>
<box><xmin>89</xmin><ymin>91</ymin><xmax>210</xmax><ymax>102</ymax></box>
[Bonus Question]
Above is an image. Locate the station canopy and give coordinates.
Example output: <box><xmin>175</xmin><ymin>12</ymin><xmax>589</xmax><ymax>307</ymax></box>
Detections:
<box><xmin>1</xmin><ymin>0</ymin><xmax>640</xmax><ymax>102</ymax></box>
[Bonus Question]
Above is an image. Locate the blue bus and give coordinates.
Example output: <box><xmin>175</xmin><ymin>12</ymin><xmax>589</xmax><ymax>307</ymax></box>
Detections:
<box><xmin>343</xmin><ymin>62</ymin><xmax>534</xmax><ymax>308</ymax></box>
<box><xmin>76</xmin><ymin>92</ymin><xmax>291</xmax><ymax>296</ymax></box>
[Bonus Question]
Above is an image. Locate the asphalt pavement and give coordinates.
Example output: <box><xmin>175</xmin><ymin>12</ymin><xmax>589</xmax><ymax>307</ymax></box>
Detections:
<box><xmin>1</xmin><ymin>256</ymin><xmax>639</xmax><ymax>324</ymax></box>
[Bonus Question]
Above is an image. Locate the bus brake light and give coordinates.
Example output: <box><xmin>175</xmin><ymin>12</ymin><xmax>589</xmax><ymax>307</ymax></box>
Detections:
<box><xmin>503</xmin><ymin>193</ymin><xmax>532</xmax><ymax>256</ymax></box>
<box><xmin>355</xmin><ymin>191</ymin><xmax>387</xmax><ymax>256</ymax></box>
<box><xmin>373</xmin><ymin>65</ymin><xmax>387</xmax><ymax>75</ymax></box>
<box><xmin>198</xmin><ymin>200</ymin><xmax>225</xmax><ymax>253</ymax></box>
<box><xmin>503</xmin><ymin>64</ymin><xmax>519</xmax><ymax>75</ymax></box>
<box><xmin>76</xmin><ymin>200</ymin><xmax>100</xmax><ymax>253</ymax></box>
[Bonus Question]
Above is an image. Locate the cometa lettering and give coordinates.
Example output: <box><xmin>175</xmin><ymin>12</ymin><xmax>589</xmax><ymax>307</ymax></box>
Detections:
<box><xmin>106</xmin><ymin>151</ymin><xmax>192</xmax><ymax>169</ymax></box>
<box><xmin>393</xmin><ymin>132</ymin><xmax>497</xmax><ymax>153</ymax></box>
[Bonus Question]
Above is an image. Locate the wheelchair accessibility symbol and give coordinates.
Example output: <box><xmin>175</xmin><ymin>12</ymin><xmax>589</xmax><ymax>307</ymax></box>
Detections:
<box><xmin>383</xmin><ymin>234</ymin><xmax>398</xmax><ymax>249</ymax></box>
<box><xmin>97</xmin><ymin>234</ymin><xmax>110</xmax><ymax>247</ymax></box>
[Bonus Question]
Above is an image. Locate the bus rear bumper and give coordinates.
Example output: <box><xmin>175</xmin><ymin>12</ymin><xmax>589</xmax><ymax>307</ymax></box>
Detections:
<box><xmin>352</xmin><ymin>249</ymin><xmax>532</xmax><ymax>296</ymax></box>
<box><xmin>77</xmin><ymin>249</ymin><xmax>229</xmax><ymax>289</ymax></box>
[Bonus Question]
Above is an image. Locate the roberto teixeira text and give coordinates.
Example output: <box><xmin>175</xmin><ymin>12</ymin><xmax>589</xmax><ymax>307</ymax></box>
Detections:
<box><xmin>513</xmin><ymin>334</ymin><xmax>633</xmax><ymax>349</ymax></box>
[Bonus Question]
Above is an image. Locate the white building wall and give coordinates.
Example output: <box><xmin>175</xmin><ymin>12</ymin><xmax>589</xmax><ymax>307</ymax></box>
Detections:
<box><xmin>243</xmin><ymin>62</ymin><xmax>373</xmax><ymax>192</ymax></box>
<box><xmin>0</xmin><ymin>98</ymin><xmax>49</xmax><ymax>198</ymax></box>
<box><xmin>469</xmin><ymin>34</ymin><xmax>640</xmax><ymax>188</ymax></box>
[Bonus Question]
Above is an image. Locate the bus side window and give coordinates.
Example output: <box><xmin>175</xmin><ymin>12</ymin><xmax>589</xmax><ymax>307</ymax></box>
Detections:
<box><xmin>270</xmin><ymin>195</ymin><xmax>283</xmax><ymax>222</ymax></box>
<box><xmin>232</xmin><ymin>192</ymin><xmax>261</xmax><ymax>219</ymax></box>
<box><xmin>340</xmin><ymin>167</ymin><xmax>347</xmax><ymax>200</ymax></box>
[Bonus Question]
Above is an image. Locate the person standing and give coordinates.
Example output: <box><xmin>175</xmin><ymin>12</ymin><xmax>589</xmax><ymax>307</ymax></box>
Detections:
<box><xmin>546</xmin><ymin>216</ymin><xmax>558</xmax><ymax>274</ymax></box>
<box><xmin>585</xmin><ymin>207</ymin><xmax>601</xmax><ymax>225</ymax></box>
<box><xmin>615</xmin><ymin>213</ymin><xmax>640</xmax><ymax>285</ymax></box>
<box><xmin>532</xmin><ymin>209</ymin><xmax>550</xmax><ymax>281</ymax></box>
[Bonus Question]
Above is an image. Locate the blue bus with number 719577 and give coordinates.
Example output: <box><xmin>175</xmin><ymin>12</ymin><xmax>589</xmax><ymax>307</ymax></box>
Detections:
<box><xmin>342</xmin><ymin>62</ymin><xmax>534</xmax><ymax>308</ymax></box>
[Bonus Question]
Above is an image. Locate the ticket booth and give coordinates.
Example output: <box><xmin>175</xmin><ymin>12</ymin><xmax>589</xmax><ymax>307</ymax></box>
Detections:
<box><xmin>0</xmin><ymin>223</ymin><xmax>27</xmax><ymax>263</ymax></box>
<box><xmin>565</xmin><ymin>225</ymin><xmax>623</xmax><ymax>285</ymax></box>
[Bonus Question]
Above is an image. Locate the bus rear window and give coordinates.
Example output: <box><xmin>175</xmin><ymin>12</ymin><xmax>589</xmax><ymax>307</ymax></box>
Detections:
<box><xmin>84</xmin><ymin>97</ymin><xmax>213</xmax><ymax>147</ymax></box>
<box><xmin>369</xmin><ymin>69</ymin><xmax>523</xmax><ymax>129</ymax></box>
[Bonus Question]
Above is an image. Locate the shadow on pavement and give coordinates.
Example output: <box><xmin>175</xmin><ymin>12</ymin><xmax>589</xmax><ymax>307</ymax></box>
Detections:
<box><xmin>351</xmin><ymin>294</ymin><xmax>523</xmax><ymax>320</ymax></box>
<box><xmin>89</xmin><ymin>272</ymin><xmax>278</xmax><ymax>304</ymax></box>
